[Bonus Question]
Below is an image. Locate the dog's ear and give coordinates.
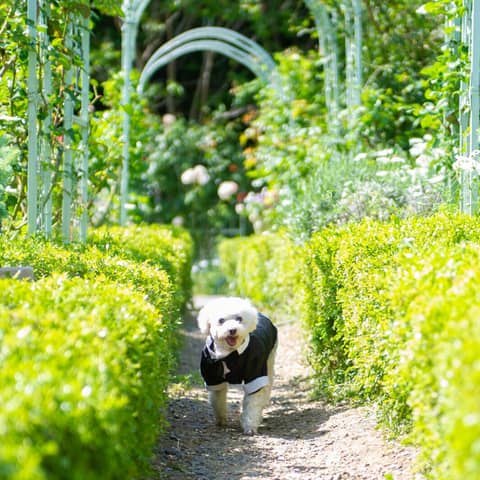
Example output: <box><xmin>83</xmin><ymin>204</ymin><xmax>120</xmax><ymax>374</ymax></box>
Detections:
<box><xmin>197</xmin><ymin>305</ymin><xmax>211</xmax><ymax>335</ymax></box>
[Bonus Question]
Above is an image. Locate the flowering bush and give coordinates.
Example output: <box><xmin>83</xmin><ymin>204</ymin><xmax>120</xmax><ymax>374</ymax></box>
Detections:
<box><xmin>130</xmin><ymin>116</ymin><xmax>255</xmax><ymax>252</ymax></box>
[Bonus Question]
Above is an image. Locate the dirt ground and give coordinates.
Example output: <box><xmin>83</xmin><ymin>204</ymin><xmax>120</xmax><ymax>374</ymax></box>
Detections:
<box><xmin>149</xmin><ymin>295</ymin><xmax>423</xmax><ymax>480</ymax></box>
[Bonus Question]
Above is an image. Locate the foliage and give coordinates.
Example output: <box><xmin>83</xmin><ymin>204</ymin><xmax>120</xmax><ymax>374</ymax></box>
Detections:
<box><xmin>131</xmin><ymin>115</ymin><xmax>251</xmax><ymax>235</ymax></box>
<box><xmin>217</xmin><ymin>231</ymin><xmax>302</xmax><ymax>314</ymax></box>
<box><xmin>218</xmin><ymin>211</ymin><xmax>480</xmax><ymax>478</ymax></box>
<box><xmin>88</xmin><ymin>72</ymin><xmax>257</xmax><ymax>248</ymax></box>
<box><xmin>233</xmin><ymin>0</ymin><xmax>460</xmax><ymax>238</ymax></box>
<box><xmin>88</xmin><ymin>223</ymin><xmax>194</xmax><ymax>310</ymax></box>
<box><xmin>414</xmin><ymin>0</ymin><xmax>465</xmax><ymax>161</ymax></box>
<box><xmin>0</xmin><ymin>136</ymin><xmax>16</xmax><ymax>224</ymax></box>
<box><xmin>0</xmin><ymin>0</ymin><xmax>466</xmax><ymax>242</ymax></box>
<box><xmin>0</xmin><ymin>1</ymin><xmax>122</xmax><ymax>231</ymax></box>
<box><xmin>0</xmin><ymin>275</ymin><xmax>167</xmax><ymax>479</ymax></box>
<box><xmin>0</xmin><ymin>223</ymin><xmax>193</xmax><ymax>478</ymax></box>
<box><xmin>135</xmin><ymin>0</ymin><xmax>312</xmax><ymax>118</ymax></box>
<box><xmin>303</xmin><ymin>210</ymin><xmax>480</xmax><ymax>477</ymax></box>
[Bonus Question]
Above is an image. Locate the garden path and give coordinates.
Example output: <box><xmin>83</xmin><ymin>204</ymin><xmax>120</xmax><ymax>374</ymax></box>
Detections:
<box><xmin>150</xmin><ymin>295</ymin><xmax>422</xmax><ymax>480</ymax></box>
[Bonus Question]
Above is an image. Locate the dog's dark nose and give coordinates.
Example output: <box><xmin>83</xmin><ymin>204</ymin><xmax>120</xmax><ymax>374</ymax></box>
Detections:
<box><xmin>228</xmin><ymin>328</ymin><xmax>237</xmax><ymax>335</ymax></box>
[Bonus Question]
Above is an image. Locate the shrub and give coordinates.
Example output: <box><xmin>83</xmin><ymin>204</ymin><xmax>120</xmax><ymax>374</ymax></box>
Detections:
<box><xmin>217</xmin><ymin>231</ymin><xmax>302</xmax><ymax>314</ymax></box>
<box><xmin>0</xmin><ymin>236</ymin><xmax>175</xmax><ymax>317</ymax></box>
<box><xmin>88</xmin><ymin>224</ymin><xmax>193</xmax><ymax>311</ymax></box>
<box><xmin>0</xmin><ymin>223</ymin><xmax>194</xmax><ymax>478</ymax></box>
<box><xmin>0</xmin><ymin>275</ymin><xmax>171</xmax><ymax>479</ymax></box>
<box><xmin>303</xmin><ymin>210</ymin><xmax>480</xmax><ymax>477</ymax></box>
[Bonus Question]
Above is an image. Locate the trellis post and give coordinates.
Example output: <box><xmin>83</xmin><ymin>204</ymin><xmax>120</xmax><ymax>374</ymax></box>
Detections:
<box><xmin>120</xmin><ymin>0</ymin><xmax>151</xmax><ymax>226</ymax></box>
<box><xmin>27</xmin><ymin>0</ymin><xmax>38</xmax><ymax>235</ymax></box>
<box><xmin>343</xmin><ymin>1</ymin><xmax>362</xmax><ymax>116</ymax></box>
<box><xmin>459</xmin><ymin>0</ymin><xmax>480</xmax><ymax>214</ymax></box>
<box><xmin>78</xmin><ymin>15</ymin><xmax>91</xmax><ymax>242</ymax></box>
<box><xmin>62</xmin><ymin>20</ymin><xmax>74</xmax><ymax>242</ymax></box>
<box><xmin>39</xmin><ymin>0</ymin><xmax>53</xmax><ymax>237</ymax></box>
<box><xmin>459</xmin><ymin>5</ymin><xmax>469</xmax><ymax>158</ymax></box>
<box><xmin>304</xmin><ymin>1</ymin><xmax>341</xmax><ymax>155</ymax></box>
<box><xmin>352</xmin><ymin>0</ymin><xmax>362</xmax><ymax>105</ymax></box>
<box><xmin>465</xmin><ymin>0</ymin><xmax>480</xmax><ymax>213</ymax></box>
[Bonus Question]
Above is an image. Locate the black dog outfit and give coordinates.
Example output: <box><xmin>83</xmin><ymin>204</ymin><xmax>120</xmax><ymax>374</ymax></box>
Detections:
<box><xmin>201</xmin><ymin>313</ymin><xmax>277</xmax><ymax>395</ymax></box>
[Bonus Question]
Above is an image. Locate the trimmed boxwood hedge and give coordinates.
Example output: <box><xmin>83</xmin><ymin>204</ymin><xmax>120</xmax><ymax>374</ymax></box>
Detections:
<box><xmin>217</xmin><ymin>231</ymin><xmax>302</xmax><ymax>314</ymax></box>
<box><xmin>88</xmin><ymin>224</ymin><xmax>193</xmax><ymax>311</ymax></box>
<box><xmin>0</xmin><ymin>225</ymin><xmax>193</xmax><ymax>479</ymax></box>
<box><xmin>217</xmin><ymin>211</ymin><xmax>480</xmax><ymax>479</ymax></box>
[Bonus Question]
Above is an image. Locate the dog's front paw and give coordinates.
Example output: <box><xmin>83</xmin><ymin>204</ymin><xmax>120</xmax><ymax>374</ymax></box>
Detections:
<box><xmin>242</xmin><ymin>426</ymin><xmax>257</xmax><ymax>436</ymax></box>
<box><xmin>215</xmin><ymin>417</ymin><xmax>227</xmax><ymax>428</ymax></box>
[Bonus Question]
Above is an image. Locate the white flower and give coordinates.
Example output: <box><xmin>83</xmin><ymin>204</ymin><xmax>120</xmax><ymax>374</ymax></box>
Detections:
<box><xmin>409</xmin><ymin>142</ymin><xmax>427</xmax><ymax>157</ymax></box>
<box><xmin>193</xmin><ymin>165</ymin><xmax>210</xmax><ymax>185</ymax></box>
<box><xmin>453</xmin><ymin>155</ymin><xmax>480</xmax><ymax>174</ymax></box>
<box><xmin>375</xmin><ymin>148</ymin><xmax>394</xmax><ymax>157</ymax></box>
<box><xmin>181</xmin><ymin>168</ymin><xmax>197</xmax><ymax>185</ymax></box>
<box><xmin>172</xmin><ymin>216</ymin><xmax>184</xmax><ymax>226</ymax></box>
<box><xmin>428</xmin><ymin>173</ymin><xmax>446</xmax><ymax>184</ymax></box>
<box><xmin>162</xmin><ymin>113</ymin><xmax>176</xmax><ymax>126</ymax></box>
<box><xmin>353</xmin><ymin>152</ymin><xmax>368</xmax><ymax>162</ymax></box>
<box><xmin>235</xmin><ymin>203</ymin><xmax>245</xmax><ymax>214</ymax></box>
<box><xmin>251</xmin><ymin>179</ymin><xmax>264</xmax><ymax>188</ymax></box>
<box><xmin>416</xmin><ymin>154</ymin><xmax>431</xmax><ymax>169</ymax></box>
<box><xmin>181</xmin><ymin>165</ymin><xmax>210</xmax><ymax>185</ymax></box>
<box><xmin>253</xmin><ymin>220</ymin><xmax>263</xmax><ymax>232</ymax></box>
<box><xmin>217</xmin><ymin>181</ymin><xmax>239</xmax><ymax>200</ymax></box>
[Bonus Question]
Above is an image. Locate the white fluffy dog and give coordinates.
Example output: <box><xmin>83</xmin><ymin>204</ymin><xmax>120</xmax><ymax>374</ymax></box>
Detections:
<box><xmin>197</xmin><ymin>296</ymin><xmax>277</xmax><ymax>435</ymax></box>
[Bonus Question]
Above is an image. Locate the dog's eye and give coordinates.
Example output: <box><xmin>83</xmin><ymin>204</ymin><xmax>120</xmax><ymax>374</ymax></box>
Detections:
<box><xmin>235</xmin><ymin>316</ymin><xmax>243</xmax><ymax>322</ymax></box>
<box><xmin>218</xmin><ymin>318</ymin><xmax>225</xmax><ymax>325</ymax></box>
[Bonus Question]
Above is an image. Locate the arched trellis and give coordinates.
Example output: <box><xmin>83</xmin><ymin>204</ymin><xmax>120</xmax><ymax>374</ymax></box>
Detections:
<box><xmin>120</xmin><ymin>25</ymin><xmax>280</xmax><ymax>223</ymax></box>
<box><xmin>138</xmin><ymin>27</ymin><xmax>277</xmax><ymax>92</ymax></box>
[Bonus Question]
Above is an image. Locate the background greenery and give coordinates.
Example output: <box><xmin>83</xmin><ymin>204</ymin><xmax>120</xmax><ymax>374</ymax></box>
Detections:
<box><xmin>0</xmin><ymin>0</ymin><xmax>462</xmax><ymax>246</ymax></box>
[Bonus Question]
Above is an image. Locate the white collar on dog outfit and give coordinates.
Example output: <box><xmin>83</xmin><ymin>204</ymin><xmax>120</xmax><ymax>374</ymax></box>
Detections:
<box><xmin>205</xmin><ymin>335</ymin><xmax>250</xmax><ymax>360</ymax></box>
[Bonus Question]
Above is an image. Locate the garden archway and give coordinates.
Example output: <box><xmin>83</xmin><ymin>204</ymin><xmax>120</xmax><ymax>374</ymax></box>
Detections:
<box><xmin>137</xmin><ymin>26</ymin><xmax>279</xmax><ymax>93</ymax></box>
<box><xmin>120</xmin><ymin>26</ymin><xmax>280</xmax><ymax>223</ymax></box>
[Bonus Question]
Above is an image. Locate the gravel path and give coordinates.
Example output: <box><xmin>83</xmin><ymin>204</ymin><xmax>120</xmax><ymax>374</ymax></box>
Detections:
<box><xmin>150</xmin><ymin>295</ymin><xmax>421</xmax><ymax>480</ymax></box>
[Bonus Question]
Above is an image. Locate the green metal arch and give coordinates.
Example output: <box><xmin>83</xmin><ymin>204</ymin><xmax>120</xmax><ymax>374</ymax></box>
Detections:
<box><xmin>137</xmin><ymin>27</ymin><xmax>279</xmax><ymax>94</ymax></box>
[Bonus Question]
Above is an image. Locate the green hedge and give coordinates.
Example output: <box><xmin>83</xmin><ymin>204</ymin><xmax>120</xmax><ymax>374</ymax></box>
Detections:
<box><xmin>217</xmin><ymin>231</ymin><xmax>302</xmax><ymax>314</ymax></box>
<box><xmin>88</xmin><ymin>224</ymin><xmax>193</xmax><ymax>311</ymax></box>
<box><xmin>218</xmin><ymin>211</ymin><xmax>480</xmax><ymax>478</ymax></box>
<box><xmin>0</xmin><ymin>225</ymin><xmax>193</xmax><ymax>479</ymax></box>
<box><xmin>0</xmin><ymin>276</ymin><xmax>171</xmax><ymax>479</ymax></box>
<box><xmin>306</xmin><ymin>212</ymin><xmax>480</xmax><ymax>478</ymax></box>
<box><xmin>0</xmin><ymin>237</ymin><xmax>175</xmax><ymax>314</ymax></box>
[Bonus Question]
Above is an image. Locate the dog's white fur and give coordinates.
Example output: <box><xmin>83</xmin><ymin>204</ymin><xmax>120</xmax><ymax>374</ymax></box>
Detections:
<box><xmin>198</xmin><ymin>296</ymin><xmax>276</xmax><ymax>435</ymax></box>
